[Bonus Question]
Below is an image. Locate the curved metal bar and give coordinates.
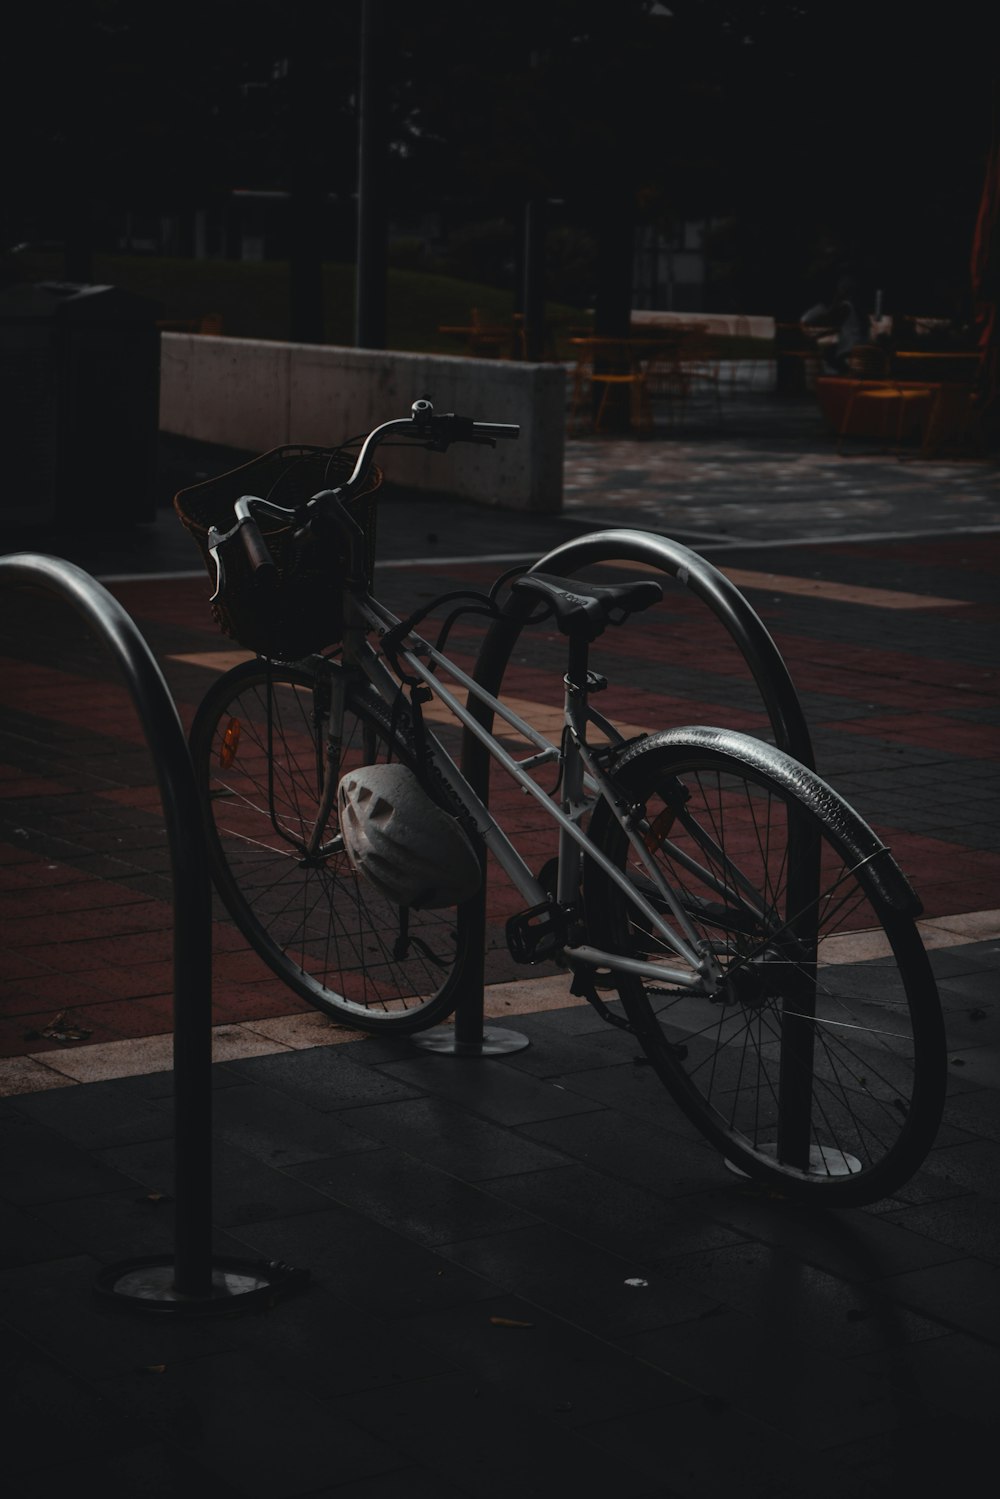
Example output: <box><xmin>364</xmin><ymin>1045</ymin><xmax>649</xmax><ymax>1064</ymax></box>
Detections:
<box><xmin>464</xmin><ymin>526</ymin><xmax>814</xmax><ymax>805</ymax></box>
<box><xmin>0</xmin><ymin>554</ymin><xmax>306</xmax><ymax>1312</ymax></box>
<box><xmin>529</xmin><ymin>529</ymin><xmax>815</xmax><ymax>768</ymax></box>
<box><xmin>0</xmin><ymin>552</ymin><xmax>214</xmax><ymax>1295</ymax></box>
<box><xmin>454</xmin><ymin>528</ymin><xmax>815</xmax><ymax>1062</ymax></box>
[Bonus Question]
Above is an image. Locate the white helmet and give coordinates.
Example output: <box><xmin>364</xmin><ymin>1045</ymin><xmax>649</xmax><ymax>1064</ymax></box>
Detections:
<box><xmin>337</xmin><ymin>762</ymin><xmax>481</xmax><ymax>909</ymax></box>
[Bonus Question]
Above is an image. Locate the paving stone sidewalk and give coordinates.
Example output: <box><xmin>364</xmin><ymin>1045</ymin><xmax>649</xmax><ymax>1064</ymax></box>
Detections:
<box><xmin>0</xmin><ymin>391</ymin><xmax>998</xmax><ymax>1496</ymax></box>
<box><xmin>562</xmin><ymin>388</ymin><xmax>1000</xmax><ymax>544</ymax></box>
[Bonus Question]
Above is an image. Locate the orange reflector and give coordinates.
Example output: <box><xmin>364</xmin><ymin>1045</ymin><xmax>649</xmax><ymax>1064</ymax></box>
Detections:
<box><xmin>220</xmin><ymin>718</ymin><xmax>241</xmax><ymax>770</ymax></box>
<box><xmin>644</xmin><ymin>807</ymin><xmax>675</xmax><ymax>853</ymax></box>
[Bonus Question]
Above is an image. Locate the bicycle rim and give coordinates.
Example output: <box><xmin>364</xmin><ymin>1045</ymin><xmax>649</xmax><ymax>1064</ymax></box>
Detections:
<box><xmin>190</xmin><ymin>659</ymin><xmax>472</xmax><ymax>1032</ymax></box>
<box><xmin>586</xmin><ymin>729</ymin><xmax>945</xmax><ymax>1205</ymax></box>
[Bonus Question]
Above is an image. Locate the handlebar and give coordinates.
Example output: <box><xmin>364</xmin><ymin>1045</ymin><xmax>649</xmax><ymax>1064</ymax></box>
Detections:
<box><xmin>409</xmin><ymin>398</ymin><xmax>520</xmax><ymax>451</ymax></box>
<box><xmin>207</xmin><ymin>399</ymin><xmax>520</xmax><ymax>591</ymax></box>
<box><xmin>235</xmin><ymin>515</ymin><xmax>278</xmax><ymax>587</ymax></box>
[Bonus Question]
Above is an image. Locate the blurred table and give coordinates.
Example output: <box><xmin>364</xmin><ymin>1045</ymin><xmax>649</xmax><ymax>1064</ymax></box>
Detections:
<box><xmin>437</xmin><ymin>310</ymin><xmax>524</xmax><ymax>359</ymax></box>
<box><xmin>891</xmin><ymin>350</ymin><xmax>983</xmax><ymax>381</ymax></box>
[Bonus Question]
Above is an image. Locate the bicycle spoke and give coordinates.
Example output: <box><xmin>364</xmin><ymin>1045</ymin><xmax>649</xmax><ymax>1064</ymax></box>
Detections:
<box><xmin>586</xmin><ymin>735</ymin><xmax>943</xmax><ymax>1203</ymax></box>
<box><xmin>194</xmin><ymin>663</ymin><xmax>468</xmax><ymax>1028</ymax></box>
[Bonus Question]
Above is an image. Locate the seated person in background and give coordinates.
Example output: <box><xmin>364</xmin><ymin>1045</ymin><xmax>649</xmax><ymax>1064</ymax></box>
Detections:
<box><xmin>800</xmin><ymin>275</ymin><xmax>870</xmax><ymax>374</ymax></box>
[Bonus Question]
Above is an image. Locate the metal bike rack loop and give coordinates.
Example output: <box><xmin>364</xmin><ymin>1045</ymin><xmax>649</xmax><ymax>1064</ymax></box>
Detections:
<box><xmin>415</xmin><ymin>527</ymin><xmax>816</xmax><ymax>1062</ymax></box>
<box><xmin>0</xmin><ymin>554</ymin><xmax>306</xmax><ymax>1314</ymax></box>
<box><xmin>532</xmin><ymin>529</ymin><xmax>815</xmax><ymax>768</ymax></box>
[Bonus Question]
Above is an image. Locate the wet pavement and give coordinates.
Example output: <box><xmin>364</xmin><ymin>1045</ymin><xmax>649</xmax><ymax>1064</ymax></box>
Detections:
<box><xmin>1</xmin><ymin>386</ymin><xmax>998</xmax><ymax>1496</ymax></box>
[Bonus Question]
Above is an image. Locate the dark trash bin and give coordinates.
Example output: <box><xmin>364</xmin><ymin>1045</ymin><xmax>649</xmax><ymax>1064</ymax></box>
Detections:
<box><xmin>0</xmin><ymin>281</ymin><xmax>162</xmax><ymax>529</ymax></box>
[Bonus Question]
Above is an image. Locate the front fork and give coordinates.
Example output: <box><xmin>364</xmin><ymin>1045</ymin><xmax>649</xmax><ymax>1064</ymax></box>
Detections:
<box><xmin>302</xmin><ymin>663</ymin><xmax>347</xmax><ymax>858</ymax></box>
<box><xmin>264</xmin><ymin>657</ymin><xmax>352</xmax><ymax>865</ymax></box>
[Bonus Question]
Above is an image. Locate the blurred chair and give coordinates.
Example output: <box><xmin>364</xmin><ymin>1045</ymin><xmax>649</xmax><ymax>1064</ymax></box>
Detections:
<box><xmin>834</xmin><ymin>379</ymin><xmax>937</xmax><ymax>456</ymax></box>
<box><xmin>471</xmin><ymin>307</ymin><xmax>518</xmax><ymax>358</ymax></box>
<box><xmin>569</xmin><ymin>338</ymin><xmax>651</xmax><ymax>433</ymax></box>
<box><xmin>669</xmin><ymin>326</ymin><xmax>724</xmax><ymax>426</ymax></box>
<box><xmin>438</xmin><ymin>307</ymin><xmax>519</xmax><ymax>359</ymax></box>
<box><xmin>920</xmin><ymin>380</ymin><xmax>989</xmax><ymax>456</ymax></box>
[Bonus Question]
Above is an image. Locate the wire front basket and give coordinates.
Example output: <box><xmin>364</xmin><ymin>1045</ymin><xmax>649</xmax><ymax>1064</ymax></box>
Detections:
<box><xmin>174</xmin><ymin>445</ymin><xmax>381</xmax><ymax>659</ymax></box>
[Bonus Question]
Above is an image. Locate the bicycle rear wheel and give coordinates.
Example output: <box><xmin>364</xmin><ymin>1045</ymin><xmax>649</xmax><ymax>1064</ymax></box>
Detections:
<box><xmin>189</xmin><ymin>658</ymin><xmax>474</xmax><ymax>1032</ymax></box>
<box><xmin>585</xmin><ymin>727</ymin><xmax>946</xmax><ymax>1205</ymax></box>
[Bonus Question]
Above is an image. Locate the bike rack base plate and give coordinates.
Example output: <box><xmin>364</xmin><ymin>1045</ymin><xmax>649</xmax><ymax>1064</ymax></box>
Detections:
<box><xmin>94</xmin><ymin>1256</ymin><xmax>309</xmax><ymax>1317</ymax></box>
<box><xmin>411</xmin><ymin>1023</ymin><xmax>530</xmax><ymax>1056</ymax></box>
<box><xmin>724</xmin><ymin>1143</ymin><xmax>863</xmax><ymax>1180</ymax></box>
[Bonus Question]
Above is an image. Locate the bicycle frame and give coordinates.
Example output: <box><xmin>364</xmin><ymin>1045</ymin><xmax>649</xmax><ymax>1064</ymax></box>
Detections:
<box><xmin>322</xmin><ymin>589</ymin><xmax>724</xmax><ymax>996</ymax></box>
<box><xmin>192</xmin><ymin>400</ymin><xmax>945</xmax><ymax>1201</ymax></box>
<box><xmin>224</xmin><ymin>405</ymin><xmax>726</xmax><ymax>996</ymax></box>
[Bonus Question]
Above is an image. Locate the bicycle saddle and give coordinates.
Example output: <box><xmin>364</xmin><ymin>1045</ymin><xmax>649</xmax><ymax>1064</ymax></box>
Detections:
<box><xmin>511</xmin><ymin>571</ymin><xmax>663</xmax><ymax>641</ymax></box>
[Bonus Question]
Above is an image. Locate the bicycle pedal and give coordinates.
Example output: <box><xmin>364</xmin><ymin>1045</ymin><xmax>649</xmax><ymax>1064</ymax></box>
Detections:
<box><xmin>505</xmin><ymin>900</ymin><xmax>565</xmax><ymax>965</ymax></box>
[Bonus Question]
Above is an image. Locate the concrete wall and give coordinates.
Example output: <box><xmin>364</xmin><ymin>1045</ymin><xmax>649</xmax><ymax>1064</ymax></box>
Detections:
<box><xmin>159</xmin><ymin>334</ymin><xmax>566</xmax><ymax>512</ymax></box>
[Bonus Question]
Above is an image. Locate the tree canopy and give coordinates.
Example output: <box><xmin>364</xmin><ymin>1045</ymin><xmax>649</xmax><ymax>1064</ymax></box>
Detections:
<box><xmin>4</xmin><ymin>0</ymin><xmax>992</xmax><ymax>317</ymax></box>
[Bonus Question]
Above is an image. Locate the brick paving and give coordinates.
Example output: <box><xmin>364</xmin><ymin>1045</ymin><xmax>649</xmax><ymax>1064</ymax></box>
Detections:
<box><xmin>0</xmin><ymin>390</ymin><xmax>998</xmax><ymax>1495</ymax></box>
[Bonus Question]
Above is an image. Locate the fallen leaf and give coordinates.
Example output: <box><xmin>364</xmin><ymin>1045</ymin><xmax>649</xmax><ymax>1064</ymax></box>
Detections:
<box><xmin>489</xmin><ymin>1316</ymin><xmax>534</xmax><ymax>1328</ymax></box>
<box><xmin>32</xmin><ymin>1010</ymin><xmax>93</xmax><ymax>1044</ymax></box>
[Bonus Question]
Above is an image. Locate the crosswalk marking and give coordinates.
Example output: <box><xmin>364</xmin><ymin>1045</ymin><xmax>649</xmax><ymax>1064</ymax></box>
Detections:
<box><xmin>597</xmin><ymin>558</ymin><xmax>966</xmax><ymax>610</ymax></box>
<box><xmin>4</xmin><ymin>908</ymin><xmax>993</xmax><ymax>1096</ymax></box>
<box><xmin>168</xmin><ymin>654</ymin><xmax>652</xmax><ymax>742</ymax></box>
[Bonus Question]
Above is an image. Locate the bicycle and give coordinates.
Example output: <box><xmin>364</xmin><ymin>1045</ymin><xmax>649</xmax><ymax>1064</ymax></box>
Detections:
<box><xmin>180</xmin><ymin>399</ymin><xmax>946</xmax><ymax>1207</ymax></box>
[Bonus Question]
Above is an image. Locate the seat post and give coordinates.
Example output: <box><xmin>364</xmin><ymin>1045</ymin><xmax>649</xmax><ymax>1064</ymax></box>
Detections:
<box><xmin>565</xmin><ymin>634</ymin><xmax>591</xmax><ymax>693</ymax></box>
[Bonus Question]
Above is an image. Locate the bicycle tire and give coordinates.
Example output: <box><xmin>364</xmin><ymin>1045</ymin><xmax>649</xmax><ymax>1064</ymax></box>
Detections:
<box><xmin>189</xmin><ymin>657</ymin><xmax>476</xmax><ymax>1033</ymax></box>
<box><xmin>584</xmin><ymin>726</ymin><xmax>946</xmax><ymax>1206</ymax></box>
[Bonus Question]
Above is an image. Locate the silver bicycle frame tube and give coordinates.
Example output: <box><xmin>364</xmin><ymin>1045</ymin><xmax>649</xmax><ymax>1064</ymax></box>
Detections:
<box><xmin>346</xmin><ymin>599</ymin><xmax>711</xmax><ymax>983</ymax></box>
<box><xmin>364</xmin><ymin>596</ymin><xmax>559</xmax><ymax>761</ymax></box>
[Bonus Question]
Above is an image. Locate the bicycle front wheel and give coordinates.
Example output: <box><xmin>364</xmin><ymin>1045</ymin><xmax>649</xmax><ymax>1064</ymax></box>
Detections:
<box><xmin>585</xmin><ymin>727</ymin><xmax>946</xmax><ymax>1206</ymax></box>
<box><xmin>189</xmin><ymin>658</ymin><xmax>474</xmax><ymax>1032</ymax></box>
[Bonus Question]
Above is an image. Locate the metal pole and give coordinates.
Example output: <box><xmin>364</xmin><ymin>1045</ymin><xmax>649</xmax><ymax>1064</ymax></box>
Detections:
<box><xmin>411</xmin><ymin>815</ymin><xmax>529</xmax><ymax>1058</ymax></box>
<box><xmin>522</xmin><ymin>197</ymin><xmax>546</xmax><ymax>361</ymax></box>
<box><xmin>0</xmin><ymin>555</ymin><xmax>306</xmax><ymax>1313</ymax></box>
<box><xmin>288</xmin><ymin>6</ymin><xmax>326</xmax><ymax>345</ymax></box>
<box><xmin>411</xmin><ymin>591</ymin><xmax>531</xmax><ymax>1058</ymax></box>
<box><xmin>355</xmin><ymin>0</ymin><xmax>387</xmax><ymax>349</ymax></box>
